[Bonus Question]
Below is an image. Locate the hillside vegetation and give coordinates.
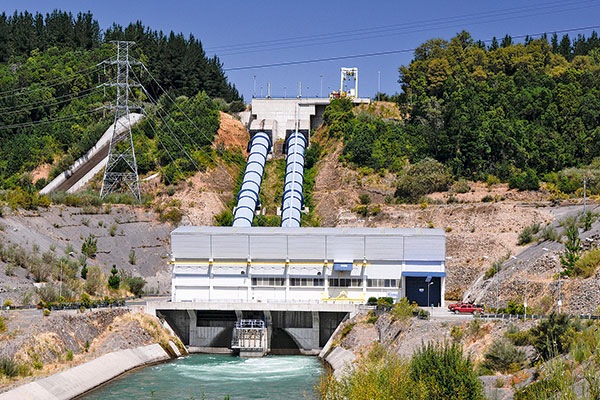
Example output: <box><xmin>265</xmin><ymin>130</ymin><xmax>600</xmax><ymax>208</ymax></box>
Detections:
<box><xmin>329</xmin><ymin>31</ymin><xmax>600</xmax><ymax>198</ymax></box>
<box><xmin>0</xmin><ymin>10</ymin><xmax>241</xmax><ymax>190</ymax></box>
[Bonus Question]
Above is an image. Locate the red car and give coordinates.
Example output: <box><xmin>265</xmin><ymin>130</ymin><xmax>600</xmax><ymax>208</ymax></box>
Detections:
<box><xmin>448</xmin><ymin>301</ymin><xmax>471</xmax><ymax>311</ymax></box>
<box><xmin>452</xmin><ymin>304</ymin><xmax>484</xmax><ymax>314</ymax></box>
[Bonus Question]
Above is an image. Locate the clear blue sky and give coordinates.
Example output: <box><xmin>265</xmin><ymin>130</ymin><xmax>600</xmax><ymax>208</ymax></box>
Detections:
<box><xmin>2</xmin><ymin>0</ymin><xmax>600</xmax><ymax>101</ymax></box>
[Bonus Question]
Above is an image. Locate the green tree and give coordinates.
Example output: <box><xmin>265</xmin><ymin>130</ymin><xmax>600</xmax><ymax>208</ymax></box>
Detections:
<box><xmin>108</xmin><ymin>265</ymin><xmax>120</xmax><ymax>289</ymax></box>
<box><xmin>560</xmin><ymin>224</ymin><xmax>581</xmax><ymax>276</ymax></box>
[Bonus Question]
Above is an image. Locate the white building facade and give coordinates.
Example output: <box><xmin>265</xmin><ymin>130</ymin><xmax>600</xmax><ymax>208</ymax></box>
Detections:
<box><xmin>170</xmin><ymin>226</ymin><xmax>446</xmax><ymax>306</ymax></box>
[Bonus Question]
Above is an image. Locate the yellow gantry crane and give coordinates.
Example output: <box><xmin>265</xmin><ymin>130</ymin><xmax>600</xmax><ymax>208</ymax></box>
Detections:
<box><xmin>330</xmin><ymin>67</ymin><xmax>358</xmax><ymax>99</ymax></box>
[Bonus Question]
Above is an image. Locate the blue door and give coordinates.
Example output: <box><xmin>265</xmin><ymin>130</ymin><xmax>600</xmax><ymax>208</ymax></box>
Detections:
<box><xmin>405</xmin><ymin>276</ymin><xmax>441</xmax><ymax>307</ymax></box>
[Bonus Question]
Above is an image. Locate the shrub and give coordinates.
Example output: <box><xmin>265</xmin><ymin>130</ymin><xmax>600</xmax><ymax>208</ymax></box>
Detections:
<box><xmin>43</xmin><ymin>309</ymin><xmax>51</xmax><ymax>317</ymax></box>
<box><xmin>0</xmin><ymin>358</ymin><xmax>18</xmax><ymax>377</ymax></box>
<box><xmin>84</xmin><ymin>266</ymin><xmax>104</xmax><ymax>295</ymax></box>
<box><xmin>573</xmin><ymin>248</ymin><xmax>600</xmax><ymax>278</ymax></box>
<box><xmin>123</xmin><ymin>275</ymin><xmax>146</xmax><ymax>297</ymax></box>
<box><xmin>509</xmin><ymin>168</ymin><xmax>540</xmax><ymax>191</ymax></box>
<box><xmin>36</xmin><ymin>284</ymin><xmax>58</xmax><ymax>303</ymax></box>
<box><xmin>529</xmin><ymin>312</ymin><xmax>576</xmax><ymax>360</ymax></box>
<box><xmin>81</xmin><ymin>234</ymin><xmax>97</xmax><ymax>258</ymax></box>
<box><xmin>340</xmin><ymin>322</ymin><xmax>356</xmax><ymax>339</ymax></box>
<box><xmin>518</xmin><ymin>226</ymin><xmax>534</xmax><ymax>245</ymax></box>
<box><xmin>391</xmin><ymin>297</ymin><xmax>416</xmax><ymax>321</ymax></box>
<box><xmin>538</xmin><ymin>224</ymin><xmax>558</xmax><ymax>242</ymax></box>
<box><xmin>560</xmin><ymin>224</ymin><xmax>581</xmax><ymax>276</ymax></box>
<box><xmin>0</xmin><ymin>317</ymin><xmax>6</xmax><ymax>332</ymax></box>
<box><xmin>367</xmin><ymin>296</ymin><xmax>378</xmax><ymax>305</ymax></box>
<box><xmin>159</xmin><ymin>208</ymin><xmax>184</xmax><ymax>225</ymax></box>
<box><xmin>66</xmin><ymin>349</ymin><xmax>73</xmax><ymax>361</ymax></box>
<box><xmin>395</xmin><ymin>158</ymin><xmax>452</xmax><ymax>202</ymax></box>
<box><xmin>359</xmin><ymin>193</ymin><xmax>371</xmax><ymax>205</ymax></box>
<box><xmin>486</xmin><ymin>174</ymin><xmax>501</xmax><ymax>187</ymax></box>
<box><xmin>109</xmin><ymin>224</ymin><xmax>117</xmax><ymax>237</ymax></box>
<box><xmin>481</xmin><ymin>195</ymin><xmax>494</xmax><ymax>202</ymax></box>
<box><xmin>498</xmin><ymin>300</ymin><xmax>526</xmax><ymax>315</ymax></box>
<box><xmin>452</xmin><ymin>179</ymin><xmax>471</xmax><ymax>193</ymax></box>
<box><xmin>410</xmin><ymin>342</ymin><xmax>484</xmax><ymax>399</ymax></box>
<box><xmin>129</xmin><ymin>249</ymin><xmax>136</xmax><ymax>265</ymax></box>
<box><xmin>450</xmin><ymin>325</ymin><xmax>464</xmax><ymax>342</ymax></box>
<box><xmin>482</xmin><ymin>339</ymin><xmax>527</xmax><ymax>373</ymax></box>
<box><xmin>108</xmin><ymin>265</ymin><xmax>120</xmax><ymax>290</ymax></box>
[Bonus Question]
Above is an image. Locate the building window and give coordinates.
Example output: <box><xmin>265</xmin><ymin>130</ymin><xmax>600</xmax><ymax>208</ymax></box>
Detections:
<box><xmin>367</xmin><ymin>279</ymin><xmax>399</xmax><ymax>288</ymax></box>
<box><xmin>290</xmin><ymin>278</ymin><xmax>324</xmax><ymax>287</ymax></box>
<box><xmin>329</xmin><ymin>278</ymin><xmax>363</xmax><ymax>287</ymax></box>
<box><xmin>252</xmin><ymin>277</ymin><xmax>285</xmax><ymax>286</ymax></box>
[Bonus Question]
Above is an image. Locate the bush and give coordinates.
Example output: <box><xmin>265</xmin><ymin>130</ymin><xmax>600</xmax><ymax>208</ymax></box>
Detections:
<box><xmin>367</xmin><ymin>296</ymin><xmax>378</xmax><ymax>305</ymax></box>
<box><xmin>81</xmin><ymin>234</ymin><xmax>97</xmax><ymax>258</ymax></box>
<box><xmin>450</xmin><ymin>325</ymin><xmax>464</xmax><ymax>342</ymax></box>
<box><xmin>0</xmin><ymin>358</ymin><xmax>18</xmax><ymax>377</ymax></box>
<box><xmin>518</xmin><ymin>226</ymin><xmax>534</xmax><ymax>245</ymax></box>
<box><xmin>340</xmin><ymin>322</ymin><xmax>356</xmax><ymax>339</ymax></box>
<box><xmin>410</xmin><ymin>342</ymin><xmax>484</xmax><ymax>399</ymax></box>
<box><xmin>159</xmin><ymin>208</ymin><xmax>184</xmax><ymax>225</ymax></box>
<box><xmin>509</xmin><ymin>168</ymin><xmax>540</xmax><ymax>191</ymax></box>
<box><xmin>498</xmin><ymin>300</ymin><xmax>526</xmax><ymax>315</ymax></box>
<box><xmin>83</xmin><ymin>266</ymin><xmax>104</xmax><ymax>295</ymax></box>
<box><xmin>395</xmin><ymin>158</ymin><xmax>452</xmax><ymax>202</ymax></box>
<box><xmin>573</xmin><ymin>249</ymin><xmax>600</xmax><ymax>278</ymax></box>
<box><xmin>36</xmin><ymin>284</ymin><xmax>58</xmax><ymax>303</ymax></box>
<box><xmin>529</xmin><ymin>312</ymin><xmax>576</xmax><ymax>360</ymax></box>
<box><xmin>452</xmin><ymin>178</ymin><xmax>471</xmax><ymax>193</ymax></box>
<box><xmin>128</xmin><ymin>249</ymin><xmax>136</xmax><ymax>265</ymax></box>
<box><xmin>359</xmin><ymin>193</ymin><xmax>371</xmax><ymax>205</ymax></box>
<box><xmin>538</xmin><ymin>224</ymin><xmax>558</xmax><ymax>242</ymax></box>
<box><xmin>108</xmin><ymin>265</ymin><xmax>120</xmax><ymax>290</ymax></box>
<box><xmin>109</xmin><ymin>224</ymin><xmax>117</xmax><ymax>237</ymax></box>
<box><xmin>391</xmin><ymin>297</ymin><xmax>417</xmax><ymax>321</ymax></box>
<box><xmin>43</xmin><ymin>309</ymin><xmax>51</xmax><ymax>316</ymax></box>
<box><xmin>482</xmin><ymin>339</ymin><xmax>527</xmax><ymax>373</ymax></box>
<box><xmin>66</xmin><ymin>349</ymin><xmax>73</xmax><ymax>361</ymax></box>
<box><xmin>123</xmin><ymin>275</ymin><xmax>146</xmax><ymax>297</ymax></box>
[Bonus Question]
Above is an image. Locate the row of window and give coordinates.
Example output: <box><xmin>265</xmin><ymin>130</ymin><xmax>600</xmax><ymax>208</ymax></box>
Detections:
<box><xmin>250</xmin><ymin>277</ymin><xmax>400</xmax><ymax>288</ymax></box>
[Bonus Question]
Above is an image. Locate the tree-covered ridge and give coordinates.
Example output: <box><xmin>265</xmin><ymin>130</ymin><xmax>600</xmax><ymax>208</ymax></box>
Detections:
<box><xmin>339</xmin><ymin>31</ymin><xmax>600</xmax><ymax>183</ymax></box>
<box><xmin>0</xmin><ymin>10</ymin><xmax>240</xmax><ymax>101</ymax></box>
<box><xmin>0</xmin><ymin>9</ymin><xmax>242</xmax><ymax>190</ymax></box>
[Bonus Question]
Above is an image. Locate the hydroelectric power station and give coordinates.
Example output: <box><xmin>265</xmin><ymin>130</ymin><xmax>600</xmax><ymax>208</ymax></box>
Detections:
<box><xmin>149</xmin><ymin>68</ymin><xmax>447</xmax><ymax>356</ymax></box>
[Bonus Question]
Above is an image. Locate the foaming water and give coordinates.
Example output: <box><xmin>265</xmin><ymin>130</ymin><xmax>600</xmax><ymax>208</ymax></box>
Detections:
<box><xmin>82</xmin><ymin>354</ymin><xmax>324</xmax><ymax>400</ymax></box>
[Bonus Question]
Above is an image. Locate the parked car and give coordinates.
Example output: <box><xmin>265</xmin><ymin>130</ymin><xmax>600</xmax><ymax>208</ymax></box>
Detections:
<box><xmin>448</xmin><ymin>301</ymin><xmax>471</xmax><ymax>311</ymax></box>
<box><xmin>452</xmin><ymin>303</ymin><xmax>484</xmax><ymax>314</ymax></box>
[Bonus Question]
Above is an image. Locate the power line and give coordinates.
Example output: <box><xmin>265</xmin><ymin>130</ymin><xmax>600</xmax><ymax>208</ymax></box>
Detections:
<box><xmin>224</xmin><ymin>24</ymin><xmax>600</xmax><ymax>72</ymax></box>
<box><xmin>0</xmin><ymin>65</ymin><xmax>102</xmax><ymax>101</ymax></box>
<box><xmin>0</xmin><ymin>108</ymin><xmax>103</xmax><ymax>130</ymax></box>
<box><xmin>218</xmin><ymin>2</ymin><xmax>598</xmax><ymax>57</ymax></box>
<box><xmin>0</xmin><ymin>87</ymin><xmax>102</xmax><ymax>115</ymax></box>
<box><xmin>207</xmin><ymin>0</ymin><xmax>592</xmax><ymax>53</ymax></box>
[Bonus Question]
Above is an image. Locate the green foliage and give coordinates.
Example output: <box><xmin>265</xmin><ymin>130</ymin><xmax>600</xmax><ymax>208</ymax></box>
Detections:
<box><xmin>395</xmin><ymin>158</ymin><xmax>452</xmax><ymax>202</ymax></box>
<box><xmin>340</xmin><ymin>322</ymin><xmax>356</xmax><ymax>339</ymax></box>
<box><xmin>573</xmin><ymin>248</ymin><xmax>600</xmax><ymax>278</ymax></box>
<box><xmin>560</xmin><ymin>224</ymin><xmax>581</xmax><ymax>276</ymax></box>
<box><xmin>317</xmin><ymin>343</ymin><xmax>484</xmax><ymax>400</ymax></box>
<box><xmin>452</xmin><ymin>179</ymin><xmax>471</xmax><ymax>193</ymax></box>
<box><xmin>214</xmin><ymin>209</ymin><xmax>233</xmax><ymax>226</ymax></box>
<box><xmin>0</xmin><ymin>317</ymin><xmax>6</xmax><ymax>332</ymax></box>
<box><xmin>518</xmin><ymin>223</ymin><xmax>540</xmax><ymax>245</ymax></box>
<box><xmin>121</xmin><ymin>273</ymin><xmax>146</xmax><ymax>297</ymax></box>
<box><xmin>81</xmin><ymin>234</ymin><xmax>97</xmax><ymax>259</ymax></box>
<box><xmin>390</xmin><ymin>297</ymin><xmax>417</xmax><ymax>321</ymax></box>
<box><xmin>529</xmin><ymin>312</ymin><xmax>576</xmax><ymax>360</ymax></box>
<box><xmin>128</xmin><ymin>249</ymin><xmax>136</xmax><ymax>265</ymax></box>
<box><xmin>158</xmin><ymin>207</ymin><xmax>184</xmax><ymax>225</ymax></box>
<box><xmin>36</xmin><ymin>284</ymin><xmax>58</xmax><ymax>303</ymax></box>
<box><xmin>482</xmin><ymin>339</ymin><xmax>527</xmax><ymax>373</ymax></box>
<box><xmin>43</xmin><ymin>309</ymin><xmax>51</xmax><ymax>317</ymax></box>
<box><xmin>509</xmin><ymin>168</ymin><xmax>540</xmax><ymax>191</ymax></box>
<box><xmin>83</xmin><ymin>266</ymin><xmax>104</xmax><ymax>295</ymax></box>
<box><xmin>80</xmin><ymin>265</ymin><xmax>88</xmax><ymax>280</ymax></box>
<box><xmin>0</xmin><ymin>358</ymin><xmax>18</xmax><ymax>377</ymax></box>
<box><xmin>66</xmin><ymin>349</ymin><xmax>73</xmax><ymax>361</ymax></box>
<box><xmin>450</xmin><ymin>325</ymin><xmax>464</xmax><ymax>342</ymax></box>
<box><xmin>108</xmin><ymin>265</ymin><xmax>120</xmax><ymax>289</ymax></box>
<box><xmin>410</xmin><ymin>342</ymin><xmax>484</xmax><ymax>399</ymax></box>
<box><xmin>498</xmin><ymin>300</ymin><xmax>526</xmax><ymax>315</ymax></box>
<box><xmin>538</xmin><ymin>224</ymin><xmax>558</xmax><ymax>242</ymax></box>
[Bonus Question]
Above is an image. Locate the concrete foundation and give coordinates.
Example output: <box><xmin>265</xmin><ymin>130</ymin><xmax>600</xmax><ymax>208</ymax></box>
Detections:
<box><xmin>149</xmin><ymin>301</ymin><xmax>356</xmax><ymax>355</ymax></box>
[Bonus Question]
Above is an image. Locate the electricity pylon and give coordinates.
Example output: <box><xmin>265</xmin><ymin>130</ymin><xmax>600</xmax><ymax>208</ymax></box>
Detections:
<box><xmin>99</xmin><ymin>41</ymin><xmax>142</xmax><ymax>201</ymax></box>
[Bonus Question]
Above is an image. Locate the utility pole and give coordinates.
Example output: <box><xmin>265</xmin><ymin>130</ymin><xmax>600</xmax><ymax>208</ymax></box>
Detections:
<box><xmin>558</xmin><ymin>260</ymin><xmax>562</xmax><ymax>313</ymax></box>
<box><xmin>524</xmin><ymin>263</ymin><xmax>528</xmax><ymax>320</ymax></box>
<box><xmin>377</xmin><ymin>71</ymin><xmax>381</xmax><ymax>101</ymax></box>
<box><xmin>99</xmin><ymin>41</ymin><xmax>142</xmax><ymax>201</ymax></box>
<box><xmin>284</xmin><ymin>86</ymin><xmax>287</xmax><ymax>98</ymax></box>
<box><xmin>583</xmin><ymin>176</ymin><xmax>588</xmax><ymax>213</ymax></box>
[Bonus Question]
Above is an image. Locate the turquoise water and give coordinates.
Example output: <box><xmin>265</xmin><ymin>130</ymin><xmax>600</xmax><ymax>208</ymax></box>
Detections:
<box><xmin>82</xmin><ymin>354</ymin><xmax>324</xmax><ymax>400</ymax></box>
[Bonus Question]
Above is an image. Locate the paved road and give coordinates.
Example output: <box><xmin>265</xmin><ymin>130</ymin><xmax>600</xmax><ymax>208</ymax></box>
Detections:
<box><xmin>429</xmin><ymin>307</ymin><xmax>475</xmax><ymax>321</ymax></box>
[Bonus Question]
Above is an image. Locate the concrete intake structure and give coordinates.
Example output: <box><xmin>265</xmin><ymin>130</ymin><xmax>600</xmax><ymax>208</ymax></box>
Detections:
<box><xmin>281</xmin><ymin>131</ymin><xmax>307</xmax><ymax>227</ymax></box>
<box><xmin>232</xmin><ymin>131</ymin><xmax>272</xmax><ymax>227</ymax></box>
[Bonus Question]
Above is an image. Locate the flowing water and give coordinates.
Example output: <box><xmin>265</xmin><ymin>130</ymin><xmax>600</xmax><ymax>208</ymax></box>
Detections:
<box><xmin>82</xmin><ymin>354</ymin><xmax>324</xmax><ymax>400</ymax></box>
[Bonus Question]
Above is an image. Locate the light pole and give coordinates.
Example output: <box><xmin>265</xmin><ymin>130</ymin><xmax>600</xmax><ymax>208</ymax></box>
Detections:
<box><xmin>427</xmin><ymin>281</ymin><xmax>434</xmax><ymax>310</ymax></box>
<box><xmin>583</xmin><ymin>176</ymin><xmax>588</xmax><ymax>213</ymax></box>
<box><xmin>524</xmin><ymin>261</ymin><xmax>528</xmax><ymax>320</ymax></box>
<box><xmin>253</xmin><ymin>75</ymin><xmax>256</xmax><ymax>98</ymax></box>
<box><xmin>284</xmin><ymin>86</ymin><xmax>287</xmax><ymax>98</ymax></box>
<box><xmin>320</xmin><ymin>74</ymin><xmax>323</xmax><ymax>98</ymax></box>
<box><xmin>377</xmin><ymin>71</ymin><xmax>381</xmax><ymax>101</ymax></box>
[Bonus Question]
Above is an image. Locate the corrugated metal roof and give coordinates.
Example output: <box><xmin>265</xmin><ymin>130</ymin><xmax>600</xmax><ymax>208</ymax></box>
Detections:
<box><xmin>171</xmin><ymin>226</ymin><xmax>445</xmax><ymax>263</ymax></box>
<box><xmin>172</xmin><ymin>226</ymin><xmax>445</xmax><ymax>237</ymax></box>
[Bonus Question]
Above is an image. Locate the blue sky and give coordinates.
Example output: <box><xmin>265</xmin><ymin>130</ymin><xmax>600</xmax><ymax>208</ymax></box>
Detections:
<box><xmin>2</xmin><ymin>0</ymin><xmax>600</xmax><ymax>101</ymax></box>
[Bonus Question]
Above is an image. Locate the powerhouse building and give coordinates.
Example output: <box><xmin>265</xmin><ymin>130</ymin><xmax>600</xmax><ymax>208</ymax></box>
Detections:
<box><xmin>170</xmin><ymin>226</ymin><xmax>446</xmax><ymax>307</ymax></box>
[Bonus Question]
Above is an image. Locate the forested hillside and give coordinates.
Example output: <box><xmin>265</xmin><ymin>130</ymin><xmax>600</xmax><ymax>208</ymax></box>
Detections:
<box><xmin>337</xmin><ymin>30</ymin><xmax>600</xmax><ymax>198</ymax></box>
<box><xmin>0</xmin><ymin>10</ymin><xmax>240</xmax><ymax>190</ymax></box>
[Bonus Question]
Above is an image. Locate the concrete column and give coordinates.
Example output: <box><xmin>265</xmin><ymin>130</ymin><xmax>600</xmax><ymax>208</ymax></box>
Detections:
<box><xmin>264</xmin><ymin>310</ymin><xmax>272</xmax><ymax>352</ymax></box>
<box><xmin>361</xmin><ymin>264</ymin><xmax>367</xmax><ymax>296</ymax></box>
<box><xmin>441</xmin><ymin>276</ymin><xmax>446</xmax><ymax>307</ymax></box>
<box><xmin>285</xmin><ymin>263</ymin><xmax>289</xmax><ymax>301</ymax></box>
<box><xmin>208</xmin><ymin>264</ymin><xmax>213</xmax><ymax>300</ymax></box>
<box><xmin>324</xmin><ymin>264</ymin><xmax>329</xmax><ymax>300</ymax></box>
<box><xmin>247</xmin><ymin>264</ymin><xmax>251</xmax><ymax>301</ymax></box>
<box><xmin>312</xmin><ymin>311</ymin><xmax>320</xmax><ymax>349</ymax></box>
<box><xmin>235</xmin><ymin>309</ymin><xmax>243</xmax><ymax>321</ymax></box>
<box><xmin>186</xmin><ymin>310</ymin><xmax>197</xmax><ymax>346</ymax></box>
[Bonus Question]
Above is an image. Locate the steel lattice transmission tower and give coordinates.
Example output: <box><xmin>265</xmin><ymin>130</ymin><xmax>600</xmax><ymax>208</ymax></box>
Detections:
<box><xmin>99</xmin><ymin>41</ymin><xmax>143</xmax><ymax>201</ymax></box>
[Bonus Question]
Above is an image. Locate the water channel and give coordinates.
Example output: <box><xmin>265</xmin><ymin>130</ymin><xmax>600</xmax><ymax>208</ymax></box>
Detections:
<box><xmin>82</xmin><ymin>354</ymin><xmax>324</xmax><ymax>400</ymax></box>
